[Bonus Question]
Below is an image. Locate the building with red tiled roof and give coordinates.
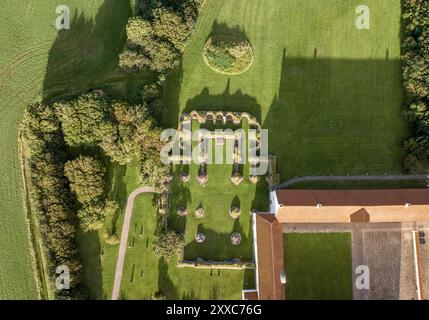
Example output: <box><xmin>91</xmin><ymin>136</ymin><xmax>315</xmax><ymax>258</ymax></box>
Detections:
<box><xmin>247</xmin><ymin>188</ymin><xmax>429</xmax><ymax>300</ymax></box>
<box><xmin>252</xmin><ymin>213</ymin><xmax>285</xmax><ymax>300</ymax></box>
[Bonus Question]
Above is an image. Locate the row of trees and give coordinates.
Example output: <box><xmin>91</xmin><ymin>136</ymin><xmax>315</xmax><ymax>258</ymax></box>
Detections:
<box><xmin>22</xmin><ymin>93</ymin><xmax>172</xmax><ymax>298</ymax></box>
<box><xmin>402</xmin><ymin>0</ymin><xmax>429</xmax><ymax>173</ymax></box>
<box><xmin>22</xmin><ymin>102</ymin><xmax>88</xmax><ymax>299</ymax></box>
<box><xmin>119</xmin><ymin>0</ymin><xmax>200</xmax><ymax>73</ymax></box>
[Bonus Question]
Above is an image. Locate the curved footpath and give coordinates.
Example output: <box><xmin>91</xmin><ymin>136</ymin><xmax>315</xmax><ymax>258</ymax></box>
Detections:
<box><xmin>274</xmin><ymin>174</ymin><xmax>429</xmax><ymax>190</ymax></box>
<box><xmin>111</xmin><ymin>187</ymin><xmax>157</xmax><ymax>300</ymax></box>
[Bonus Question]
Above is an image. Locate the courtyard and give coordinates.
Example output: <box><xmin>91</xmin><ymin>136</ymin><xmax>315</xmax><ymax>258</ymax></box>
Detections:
<box><xmin>283</xmin><ymin>223</ymin><xmax>419</xmax><ymax>300</ymax></box>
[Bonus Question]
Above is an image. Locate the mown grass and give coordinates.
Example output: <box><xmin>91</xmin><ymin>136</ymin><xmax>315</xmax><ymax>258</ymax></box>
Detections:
<box><xmin>169</xmin><ymin>120</ymin><xmax>268</xmax><ymax>261</ymax></box>
<box><xmin>0</xmin><ymin>0</ymin><xmax>143</xmax><ymax>299</ymax></box>
<box><xmin>117</xmin><ymin>192</ymin><xmax>256</xmax><ymax>300</ymax></box>
<box><xmin>283</xmin><ymin>233</ymin><xmax>353</xmax><ymax>300</ymax></box>
<box><xmin>0</xmin><ymin>0</ymin><xmax>115</xmax><ymax>300</ymax></box>
<box><xmin>164</xmin><ymin>0</ymin><xmax>407</xmax><ymax>181</ymax></box>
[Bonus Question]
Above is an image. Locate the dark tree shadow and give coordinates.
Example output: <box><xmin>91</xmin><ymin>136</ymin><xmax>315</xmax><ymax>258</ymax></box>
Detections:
<box><xmin>184</xmin><ymin>223</ymin><xmax>251</xmax><ymax>261</ymax></box>
<box><xmin>168</xmin><ymin>166</ymin><xmax>192</xmax><ymax>233</ymax></box>
<box><xmin>157</xmin><ymin>258</ymin><xmax>179</xmax><ymax>299</ymax></box>
<box><xmin>184</xmin><ymin>80</ymin><xmax>262</xmax><ymax>121</ymax></box>
<box><xmin>75</xmin><ymin>230</ymin><xmax>103</xmax><ymax>299</ymax></box>
<box><xmin>42</xmin><ymin>0</ymin><xmax>151</xmax><ymax>102</ymax></box>
<box><xmin>263</xmin><ymin>49</ymin><xmax>406</xmax><ymax>181</ymax></box>
<box><xmin>208</xmin><ymin>20</ymin><xmax>250</xmax><ymax>43</ymax></box>
<box><xmin>163</xmin><ymin>59</ymin><xmax>184</xmax><ymax>127</ymax></box>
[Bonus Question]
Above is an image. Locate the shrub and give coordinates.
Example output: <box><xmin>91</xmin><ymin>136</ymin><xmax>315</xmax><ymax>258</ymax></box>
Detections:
<box><xmin>203</xmin><ymin>35</ymin><xmax>253</xmax><ymax>75</ymax></box>
<box><xmin>153</xmin><ymin>229</ymin><xmax>183</xmax><ymax>260</ymax></box>
<box><xmin>401</xmin><ymin>0</ymin><xmax>429</xmax><ymax>173</ymax></box>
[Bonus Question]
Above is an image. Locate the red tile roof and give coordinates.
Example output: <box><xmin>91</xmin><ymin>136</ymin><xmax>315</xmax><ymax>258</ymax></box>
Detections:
<box><xmin>255</xmin><ymin>213</ymin><xmax>285</xmax><ymax>300</ymax></box>
<box><xmin>275</xmin><ymin>189</ymin><xmax>429</xmax><ymax>207</ymax></box>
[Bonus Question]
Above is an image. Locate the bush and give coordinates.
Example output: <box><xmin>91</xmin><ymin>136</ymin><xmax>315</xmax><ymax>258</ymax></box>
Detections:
<box><xmin>152</xmin><ymin>229</ymin><xmax>183</xmax><ymax>260</ymax></box>
<box><xmin>402</xmin><ymin>0</ymin><xmax>429</xmax><ymax>173</ymax></box>
<box><xmin>64</xmin><ymin>155</ymin><xmax>106</xmax><ymax>204</ymax></box>
<box><xmin>203</xmin><ymin>35</ymin><xmax>253</xmax><ymax>75</ymax></box>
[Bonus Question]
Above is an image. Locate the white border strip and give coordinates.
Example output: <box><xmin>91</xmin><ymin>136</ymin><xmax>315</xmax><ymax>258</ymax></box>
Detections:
<box><xmin>252</xmin><ymin>212</ymin><xmax>260</xmax><ymax>298</ymax></box>
<box><xmin>412</xmin><ymin>230</ymin><xmax>422</xmax><ymax>300</ymax></box>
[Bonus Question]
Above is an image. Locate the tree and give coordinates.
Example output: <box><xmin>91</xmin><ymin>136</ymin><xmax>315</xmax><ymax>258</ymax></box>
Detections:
<box><xmin>401</xmin><ymin>0</ymin><xmax>429</xmax><ymax>173</ymax></box>
<box><xmin>64</xmin><ymin>155</ymin><xmax>105</xmax><ymax>203</ymax></box>
<box><xmin>100</xmin><ymin>102</ymin><xmax>159</xmax><ymax>165</ymax></box>
<box><xmin>77</xmin><ymin>201</ymin><xmax>117</xmax><ymax>232</ymax></box>
<box><xmin>55</xmin><ymin>94</ymin><xmax>112</xmax><ymax>146</ymax></box>
<box><xmin>152</xmin><ymin>7</ymin><xmax>195</xmax><ymax>51</ymax></box>
<box><xmin>140</xmin><ymin>156</ymin><xmax>171</xmax><ymax>192</ymax></box>
<box><xmin>119</xmin><ymin>0</ymin><xmax>200</xmax><ymax>73</ymax></box>
<box><xmin>152</xmin><ymin>229</ymin><xmax>183</xmax><ymax>260</ymax></box>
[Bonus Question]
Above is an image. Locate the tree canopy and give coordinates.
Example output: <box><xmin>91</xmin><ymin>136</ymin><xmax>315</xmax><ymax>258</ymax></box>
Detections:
<box><xmin>64</xmin><ymin>155</ymin><xmax>106</xmax><ymax>204</ymax></box>
<box><xmin>402</xmin><ymin>0</ymin><xmax>429</xmax><ymax>173</ymax></box>
<box><xmin>55</xmin><ymin>94</ymin><xmax>112</xmax><ymax>147</ymax></box>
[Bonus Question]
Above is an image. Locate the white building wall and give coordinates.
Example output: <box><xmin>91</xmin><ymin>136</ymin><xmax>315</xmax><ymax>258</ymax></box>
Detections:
<box><xmin>269</xmin><ymin>190</ymin><xmax>280</xmax><ymax>214</ymax></box>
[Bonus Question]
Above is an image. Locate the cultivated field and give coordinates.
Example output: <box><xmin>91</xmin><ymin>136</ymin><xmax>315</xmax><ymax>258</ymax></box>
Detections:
<box><xmin>0</xmin><ymin>0</ymin><xmax>139</xmax><ymax>299</ymax></box>
<box><xmin>164</xmin><ymin>0</ymin><xmax>407</xmax><ymax>180</ymax></box>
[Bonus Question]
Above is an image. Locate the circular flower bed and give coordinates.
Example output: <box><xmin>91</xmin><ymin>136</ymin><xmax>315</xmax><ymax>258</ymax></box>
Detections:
<box><xmin>230</xmin><ymin>232</ymin><xmax>241</xmax><ymax>245</ymax></box>
<box><xmin>195</xmin><ymin>232</ymin><xmax>206</xmax><ymax>243</ymax></box>
<box><xmin>249</xmin><ymin>175</ymin><xmax>259</xmax><ymax>184</ymax></box>
<box><xmin>180</xmin><ymin>172</ymin><xmax>190</xmax><ymax>182</ymax></box>
<box><xmin>197</xmin><ymin>173</ymin><xmax>208</xmax><ymax>185</ymax></box>
<box><xmin>229</xmin><ymin>207</ymin><xmax>241</xmax><ymax>219</ymax></box>
<box><xmin>176</xmin><ymin>207</ymin><xmax>189</xmax><ymax>217</ymax></box>
<box><xmin>231</xmin><ymin>172</ymin><xmax>244</xmax><ymax>185</ymax></box>
<box><xmin>203</xmin><ymin>34</ymin><xmax>253</xmax><ymax>75</ymax></box>
<box><xmin>195</xmin><ymin>206</ymin><xmax>205</xmax><ymax>219</ymax></box>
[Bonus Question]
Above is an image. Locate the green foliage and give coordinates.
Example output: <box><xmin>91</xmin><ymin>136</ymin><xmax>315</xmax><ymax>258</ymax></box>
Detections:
<box><xmin>78</xmin><ymin>201</ymin><xmax>117</xmax><ymax>232</ymax></box>
<box><xmin>100</xmin><ymin>101</ymin><xmax>158</xmax><ymax>165</ymax></box>
<box><xmin>64</xmin><ymin>155</ymin><xmax>106</xmax><ymax>204</ymax></box>
<box><xmin>402</xmin><ymin>0</ymin><xmax>429</xmax><ymax>173</ymax></box>
<box><xmin>54</xmin><ymin>94</ymin><xmax>112</xmax><ymax>147</ymax></box>
<box><xmin>203</xmin><ymin>35</ymin><xmax>253</xmax><ymax>74</ymax></box>
<box><xmin>22</xmin><ymin>102</ymin><xmax>88</xmax><ymax>299</ymax></box>
<box><xmin>119</xmin><ymin>0</ymin><xmax>200</xmax><ymax>73</ymax></box>
<box><xmin>152</xmin><ymin>229</ymin><xmax>183</xmax><ymax>260</ymax></box>
<box><xmin>140</xmin><ymin>155</ymin><xmax>171</xmax><ymax>192</ymax></box>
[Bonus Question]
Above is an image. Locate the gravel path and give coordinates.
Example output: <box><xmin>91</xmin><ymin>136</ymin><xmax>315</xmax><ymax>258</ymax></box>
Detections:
<box><xmin>111</xmin><ymin>187</ymin><xmax>157</xmax><ymax>300</ymax></box>
<box><xmin>274</xmin><ymin>174</ymin><xmax>429</xmax><ymax>190</ymax></box>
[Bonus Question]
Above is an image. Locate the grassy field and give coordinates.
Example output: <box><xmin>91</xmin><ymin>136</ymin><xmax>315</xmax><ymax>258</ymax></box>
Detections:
<box><xmin>164</xmin><ymin>0</ymin><xmax>407</xmax><ymax>181</ymax></box>
<box><xmin>0</xmin><ymin>0</ymin><xmax>141</xmax><ymax>299</ymax></box>
<box><xmin>117</xmin><ymin>192</ymin><xmax>256</xmax><ymax>300</ymax></box>
<box><xmin>169</xmin><ymin>120</ymin><xmax>268</xmax><ymax>261</ymax></box>
<box><xmin>283</xmin><ymin>233</ymin><xmax>353</xmax><ymax>300</ymax></box>
<box><xmin>0</xmin><ymin>0</ymin><xmax>407</xmax><ymax>300</ymax></box>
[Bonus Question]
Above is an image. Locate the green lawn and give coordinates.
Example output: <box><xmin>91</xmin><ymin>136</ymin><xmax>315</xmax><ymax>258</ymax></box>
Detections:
<box><xmin>0</xmin><ymin>0</ymin><xmax>128</xmax><ymax>300</ymax></box>
<box><xmin>283</xmin><ymin>233</ymin><xmax>353</xmax><ymax>300</ymax></box>
<box><xmin>114</xmin><ymin>192</ymin><xmax>256</xmax><ymax>300</ymax></box>
<box><xmin>164</xmin><ymin>0</ymin><xmax>407</xmax><ymax>181</ymax></box>
<box><xmin>0</xmin><ymin>0</ymin><xmax>408</xmax><ymax>300</ymax></box>
<box><xmin>0</xmin><ymin>0</ymin><xmax>144</xmax><ymax>299</ymax></box>
<box><xmin>169</xmin><ymin>120</ymin><xmax>268</xmax><ymax>261</ymax></box>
